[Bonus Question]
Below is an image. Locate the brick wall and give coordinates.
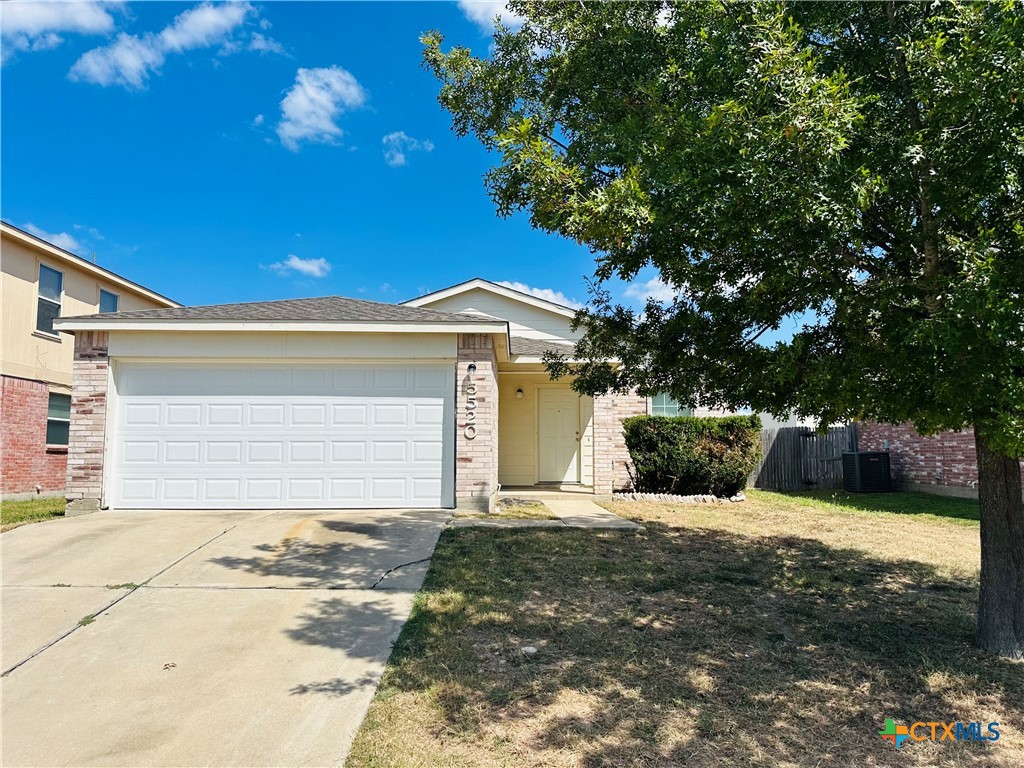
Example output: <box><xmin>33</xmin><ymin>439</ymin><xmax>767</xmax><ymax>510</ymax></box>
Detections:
<box><xmin>0</xmin><ymin>375</ymin><xmax>68</xmax><ymax>496</ymax></box>
<box><xmin>65</xmin><ymin>331</ymin><xmax>110</xmax><ymax>513</ymax></box>
<box><xmin>456</xmin><ymin>334</ymin><xmax>499</xmax><ymax>511</ymax></box>
<box><xmin>592</xmin><ymin>391</ymin><xmax>648</xmax><ymax>494</ymax></box>
<box><xmin>858</xmin><ymin>421</ymin><xmax>1024</xmax><ymax>497</ymax></box>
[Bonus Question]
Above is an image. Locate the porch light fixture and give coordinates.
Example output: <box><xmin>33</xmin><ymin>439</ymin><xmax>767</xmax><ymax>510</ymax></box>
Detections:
<box><xmin>516</xmin><ymin>388</ymin><xmax>524</xmax><ymax>399</ymax></box>
<box><xmin>467</xmin><ymin>363</ymin><xmax>477</xmax><ymax>373</ymax></box>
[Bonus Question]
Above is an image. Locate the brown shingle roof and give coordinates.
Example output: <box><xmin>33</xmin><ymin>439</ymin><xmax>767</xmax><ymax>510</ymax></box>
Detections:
<box><xmin>63</xmin><ymin>296</ymin><xmax>499</xmax><ymax>324</ymax></box>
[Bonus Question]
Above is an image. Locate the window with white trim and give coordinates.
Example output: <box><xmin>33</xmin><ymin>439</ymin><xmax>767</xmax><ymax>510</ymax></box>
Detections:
<box><xmin>36</xmin><ymin>264</ymin><xmax>63</xmax><ymax>334</ymax></box>
<box><xmin>46</xmin><ymin>393</ymin><xmax>71</xmax><ymax>446</ymax></box>
<box><xmin>651</xmin><ymin>392</ymin><xmax>692</xmax><ymax>417</ymax></box>
<box><xmin>99</xmin><ymin>289</ymin><xmax>119</xmax><ymax>314</ymax></box>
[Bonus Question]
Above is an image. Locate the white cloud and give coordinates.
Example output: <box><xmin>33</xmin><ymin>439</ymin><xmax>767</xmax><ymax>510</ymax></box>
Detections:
<box><xmin>24</xmin><ymin>223</ymin><xmax>82</xmax><ymax>253</ymax></box>
<box><xmin>276</xmin><ymin>66</ymin><xmax>366</xmax><ymax>151</ymax></box>
<box><xmin>624</xmin><ymin>277</ymin><xmax>678</xmax><ymax>303</ymax></box>
<box><xmin>268</xmin><ymin>254</ymin><xmax>331</xmax><ymax>278</ymax></box>
<box><xmin>160</xmin><ymin>2</ymin><xmax>251</xmax><ymax>51</ymax></box>
<box><xmin>381</xmin><ymin>131</ymin><xmax>434</xmax><ymax>167</ymax></box>
<box><xmin>1</xmin><ymin>1</ymin><xmax>116</xmax><ymax>63</ymax></box>
<box><xmin>69</xmin><ymin>2</ymin><xmax>254</xmax><ymax>89</ymax></box>
<box><xmin>457</xmin><ymin>1</ymin><xmax>524</xmax><ymax>33</ymax></box>
<box><xmin>251</xmin><ymin>113</ymin><xmax>265</xmax><ymax>126</ymax></box>
<box><xmin>249</xmin><ymin>32</ymin><xmax>284</xmax><ymax>55</ymax></box>
<box><xmin>73</xmin><ymin>224</ymin><xmax>105</xmax><ymax>240</ymax></box>
<box><xmin>498</xmin><ymin>281</ymin><xmax>583</xmax><ymax>309</ymax></box>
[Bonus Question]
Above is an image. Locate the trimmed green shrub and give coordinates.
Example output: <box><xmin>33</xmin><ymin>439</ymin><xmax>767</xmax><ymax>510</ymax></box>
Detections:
<box><xmin>622</xmin><ymin>414</ymin><xmax>762</xmax><ymax>497</ymax></box>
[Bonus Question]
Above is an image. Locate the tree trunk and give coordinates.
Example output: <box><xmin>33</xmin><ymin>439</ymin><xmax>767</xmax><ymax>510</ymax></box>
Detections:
<box><xmin>974</xmin><ymin>431</ymin><xmax>1024</xmax><ymax>659</ymax></box>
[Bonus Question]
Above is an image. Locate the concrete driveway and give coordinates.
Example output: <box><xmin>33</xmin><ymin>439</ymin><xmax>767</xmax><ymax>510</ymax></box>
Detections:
<box><xmin>1</xmin><ymin>508</ymin><xmax>449</xmax><ymax>767</ymax></box>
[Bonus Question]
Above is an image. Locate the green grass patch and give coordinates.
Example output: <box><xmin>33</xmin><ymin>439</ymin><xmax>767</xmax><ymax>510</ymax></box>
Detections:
<box><xmin>1</xmin><ymin>497</ymin><xmax>66</xmax><ymax>530</ymax></box>
<box><xmin>759</xmin><ymin>488</ymin><xmax>980</xmax><ymax>525</ymax></box>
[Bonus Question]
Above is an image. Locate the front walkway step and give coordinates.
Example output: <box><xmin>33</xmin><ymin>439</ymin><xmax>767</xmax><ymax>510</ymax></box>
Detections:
<box><xmin>447</xmin><ymin>519</ymin><xmax>566</xmax><ymax>529</ymax></box>
<box><xmin>543</xmin><ymin>499</ymin><xmax>642</xmax><ymax>529</ymax></box>
<box><xmin>449</xmin><ymin>499</ymin><xmax>641</xmax><ymax>530</ymax></box>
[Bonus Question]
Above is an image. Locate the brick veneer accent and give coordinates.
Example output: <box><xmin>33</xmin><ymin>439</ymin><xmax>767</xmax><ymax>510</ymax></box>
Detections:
<box><xmin>592</xmin><ymin>391</ymin><xmax>648</xmax><ymax>494</ymax></box>
<box><xmin>0</xmin><ymin>375</ymin><xmax>68</xmax><ymax>496</ymax></box>
<box><xmin>456</xmin><ymin>333</ymin><xmax>498</xmax><ymax>511</ymax></box>
<box><xmin>858</xmin><ymin>421</ymin><xmax>1024</xmax><ymax>497</ymax></box>
<box><xmin>65</xmin><ymin>331</ymin><xmax>110</xmax><ymax>514</ymax></box>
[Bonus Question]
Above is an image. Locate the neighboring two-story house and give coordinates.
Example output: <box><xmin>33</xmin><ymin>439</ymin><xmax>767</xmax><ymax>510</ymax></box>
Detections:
<box><xmin>1</xmin><ymin>222</ymin><xmax>179</xmax><ymax>498</ymax></box>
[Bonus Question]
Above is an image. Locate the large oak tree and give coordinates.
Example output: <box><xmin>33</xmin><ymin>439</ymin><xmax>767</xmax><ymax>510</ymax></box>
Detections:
<box><xmin>424</xmin><ymin>1</ymin><xmax>1024</xmax><ymax>657</ymax></box>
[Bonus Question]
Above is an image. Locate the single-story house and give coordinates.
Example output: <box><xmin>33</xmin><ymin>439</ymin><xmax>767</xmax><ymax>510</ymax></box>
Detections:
<box><xmin>54</xmin><ymin>279</ymin><xmax>677</xmax><ymax>513</ymax></box>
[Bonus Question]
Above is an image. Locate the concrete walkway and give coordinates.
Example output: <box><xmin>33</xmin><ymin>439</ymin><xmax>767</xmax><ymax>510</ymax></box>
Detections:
<box><xmin>2</xmin><ymin>508</ymin><xmax>449</xmax><ymax>767</ymax></box>
<box><xmin>449</xmin><ymin>498</ymin><xmax>641</xmax><ymax>530</ymax></box>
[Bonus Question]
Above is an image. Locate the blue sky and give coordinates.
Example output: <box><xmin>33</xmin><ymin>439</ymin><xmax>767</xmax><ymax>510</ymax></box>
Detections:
<box><xmin>1</xmin><ymin>0</ymin><xmax>644</xmax><ymax>310</ymax></box>
<box><xmin>2</xmin><ymin>0</ymin><xmax>808</xmax><ymax>345</ymax></box>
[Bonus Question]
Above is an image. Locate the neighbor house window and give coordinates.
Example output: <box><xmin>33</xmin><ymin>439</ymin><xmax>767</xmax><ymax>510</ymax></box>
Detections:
<box><xmin>651</xmin><ymin>393</ymin><xmax>692</xmax><ymax>417</ymax></box>
<box><xmin>46</xmin><ymin>393</ymin><xmax>71</xmax><ymax>446</ymax></box>
<box><xmin>99</xmin><ymin>289</ymin><xmax>119</xmax><ymax>314</ymax></box>
<box><xmin>36</xmin><ymin>264</ymin><xmax>63</xmax><ymax>334</ymax></box>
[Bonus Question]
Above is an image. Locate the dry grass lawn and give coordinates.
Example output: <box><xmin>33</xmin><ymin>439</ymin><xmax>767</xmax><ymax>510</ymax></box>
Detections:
<box><xmin>348</xmin><ymin>490</ymin><xmax>1022</xmax><ymax>768</ymax></box>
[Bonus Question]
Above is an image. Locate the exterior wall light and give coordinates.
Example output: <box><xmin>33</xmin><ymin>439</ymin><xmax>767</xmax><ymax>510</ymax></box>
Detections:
<box><xmin>467</xmin><ymin>363</ymin><xmax>477</xmax><ymax>373</ymax></box>
<box><xmin>516</xmin><ymin>388</ymin><xmax>524</xmax><ymax>399</ymax></box>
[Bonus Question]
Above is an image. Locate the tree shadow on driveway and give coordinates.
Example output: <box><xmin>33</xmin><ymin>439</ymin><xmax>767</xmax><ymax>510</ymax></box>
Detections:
<box><xmin>206</xmin><ymin>510</ymin><xmax>446</xmax><ymax>590</ymax></box>
<box><xmin>206</xmin><ymin>511</ymin><xmax>447</xmax><ymax>700</ymax></box>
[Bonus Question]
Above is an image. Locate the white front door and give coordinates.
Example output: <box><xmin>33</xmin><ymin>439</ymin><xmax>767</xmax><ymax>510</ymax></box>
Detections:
<box><xmin>109</xmin><ymin>362</ymin><xmax>455</xmax><ymax>509</ymax></box>
<box><xmin>538</xmin><ymin>388</ymin><xmax>580</xmax><ymax>483</ymax></box>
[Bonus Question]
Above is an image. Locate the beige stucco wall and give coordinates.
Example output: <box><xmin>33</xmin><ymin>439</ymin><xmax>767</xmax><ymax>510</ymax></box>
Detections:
<box><xmin>414</xmin><ymin>287</ymin><xmax>580</xmax><ymax>341</ymax></box>
<box><xmin>1</xmin><ymin>235</ymin><xmax>170</xmax><ymax>389</ymax></box>
<box><xmin>107</xmin><ymin>331</ymin><xmax>458</xmax><ymax>361</ymax></box>
<box><xmin>498</xmin><ymin>372</ymin><xmax>594</xmax><ymax>487</ymax></box>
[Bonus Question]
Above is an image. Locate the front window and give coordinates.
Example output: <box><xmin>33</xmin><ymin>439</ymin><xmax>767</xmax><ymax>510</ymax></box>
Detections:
<box><xmin>46</xmin><ymin>393</ymin><xmax>71</xmax><ymax>446</ymax></box>
<box><xmin>36</xmin><ymin>264</ymin><xmax>63</xmax><ymax>334</ymax></box>
<box><xmin>651</xmin><ymin>392</ymin><xmax>692</xmax><ymax>417</ymax></box>
<box><xmin>99</xmin><ymin>289</ymin><xmax>119</xmax><ymax>314</ymax></box>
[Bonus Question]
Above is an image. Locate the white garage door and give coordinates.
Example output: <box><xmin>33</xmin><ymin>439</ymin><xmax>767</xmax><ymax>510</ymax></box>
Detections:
<box><xmin>109</xmin><ymin>362</ymin><xmax>455</xmax><ymax>509</ymax></box>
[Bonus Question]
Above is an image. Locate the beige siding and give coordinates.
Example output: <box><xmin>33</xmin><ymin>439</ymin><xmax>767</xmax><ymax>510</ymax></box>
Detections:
<box><xmin>1</xmin><ymin>236</ymin><xmax>170</xmax><ymax>388</ymax></box>
<box><xmin>108</xmin><ymin>331</ymin><xmax>458</xmax><ymax>361</ymax></box>
<box><xmin>414</xmin><ymin>287</ymin><xmax>580</xmax><ymax>341</ymax></box>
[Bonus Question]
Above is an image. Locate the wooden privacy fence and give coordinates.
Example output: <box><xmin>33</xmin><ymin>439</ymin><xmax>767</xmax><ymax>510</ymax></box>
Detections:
<box><xmin>749</xmin><ymin>424</ymin><xmax>858</xmax><ymax>491</ymax></box>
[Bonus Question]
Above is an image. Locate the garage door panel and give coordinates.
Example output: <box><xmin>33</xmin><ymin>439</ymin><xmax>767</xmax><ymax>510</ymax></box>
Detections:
<box><xmin>122</xmin><ymin>441</ymin><xmax>159</xmax><ymax>464</ymax></box>
<box><xmin>124</xmin><ymin>403</ymin><xmax>161</xmax><ymax>426</ymax></box>
<box><xmin>207</xmin><ymin>442</ymin><xmax>242</xmax><ymax>463</ymax></box>
<box><xmin>120</xmin><ymin>478</ymin><xmax>158</xmax><ymax>503</ymax></box>
<box><xmin>249</xmin><ymin>404</ymin><xmax>285</xmax><ymax>426</ymax></box>
<box><xmin>165</xmin><ymin>441</ymin><xmax>201</xmax><ymax>463</ymax></box>
<box><xmin>166</xmin><ymin>404</ymin><xmax>202</xmax><ymax>426</ymax></box>
<box><xmin>110</xmin><ymin>363</ymin><xmax>454</xmax><ymax>509</ymax></box>
<box><xmin>164</xmin><ymin>478</ymin><xmax>200</xmax><ymax>502</ymax></box>
<box><xmin>209</xmin><ymin>404</ymin><xmax>243</xmax><ymax>426</ymax></box>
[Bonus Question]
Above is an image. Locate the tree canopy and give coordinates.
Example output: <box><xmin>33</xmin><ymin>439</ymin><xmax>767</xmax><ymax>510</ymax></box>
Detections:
<box><xmin>423</xmin><ymin>0</ymin><xmax>1024</xmax><ymax>456</ymax></box>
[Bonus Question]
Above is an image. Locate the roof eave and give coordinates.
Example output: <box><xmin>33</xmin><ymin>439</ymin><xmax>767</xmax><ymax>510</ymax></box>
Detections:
<box><xmin>51</xmin><ymin>319</ymin><xmax>510</xmax><ymax>335</ymax></box>
<box><xmin>402</xmin><ymin>278</ymin><xmax>579</xmax><ymax>319</ymax></box>
<box><xmin>1</xmin><ymin>222</ymin><xmax>180</xmax><ymax>308</ymax></box>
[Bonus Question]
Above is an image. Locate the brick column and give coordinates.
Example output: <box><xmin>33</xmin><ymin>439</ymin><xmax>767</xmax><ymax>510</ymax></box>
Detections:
<box><xmin>456</xmin><ymin>333</ymin><xmax>499</xmax><ymax>512</ymax></box>
<box><xmin>66</xmin><ymin>331</ymin><xmax>110</xmax><ymax>514</ymax></box>
<box><xmin>592</xmin><ymin>391</ymin><xmax>648</xmax><ymax>494</ymax></box>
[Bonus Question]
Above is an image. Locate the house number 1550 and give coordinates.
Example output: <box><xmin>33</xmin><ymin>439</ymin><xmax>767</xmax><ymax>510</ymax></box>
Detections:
<box><xmin>465</xmin><ymin>382</ymin><xmax>477</xmax><ymax>439</ymax></box>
